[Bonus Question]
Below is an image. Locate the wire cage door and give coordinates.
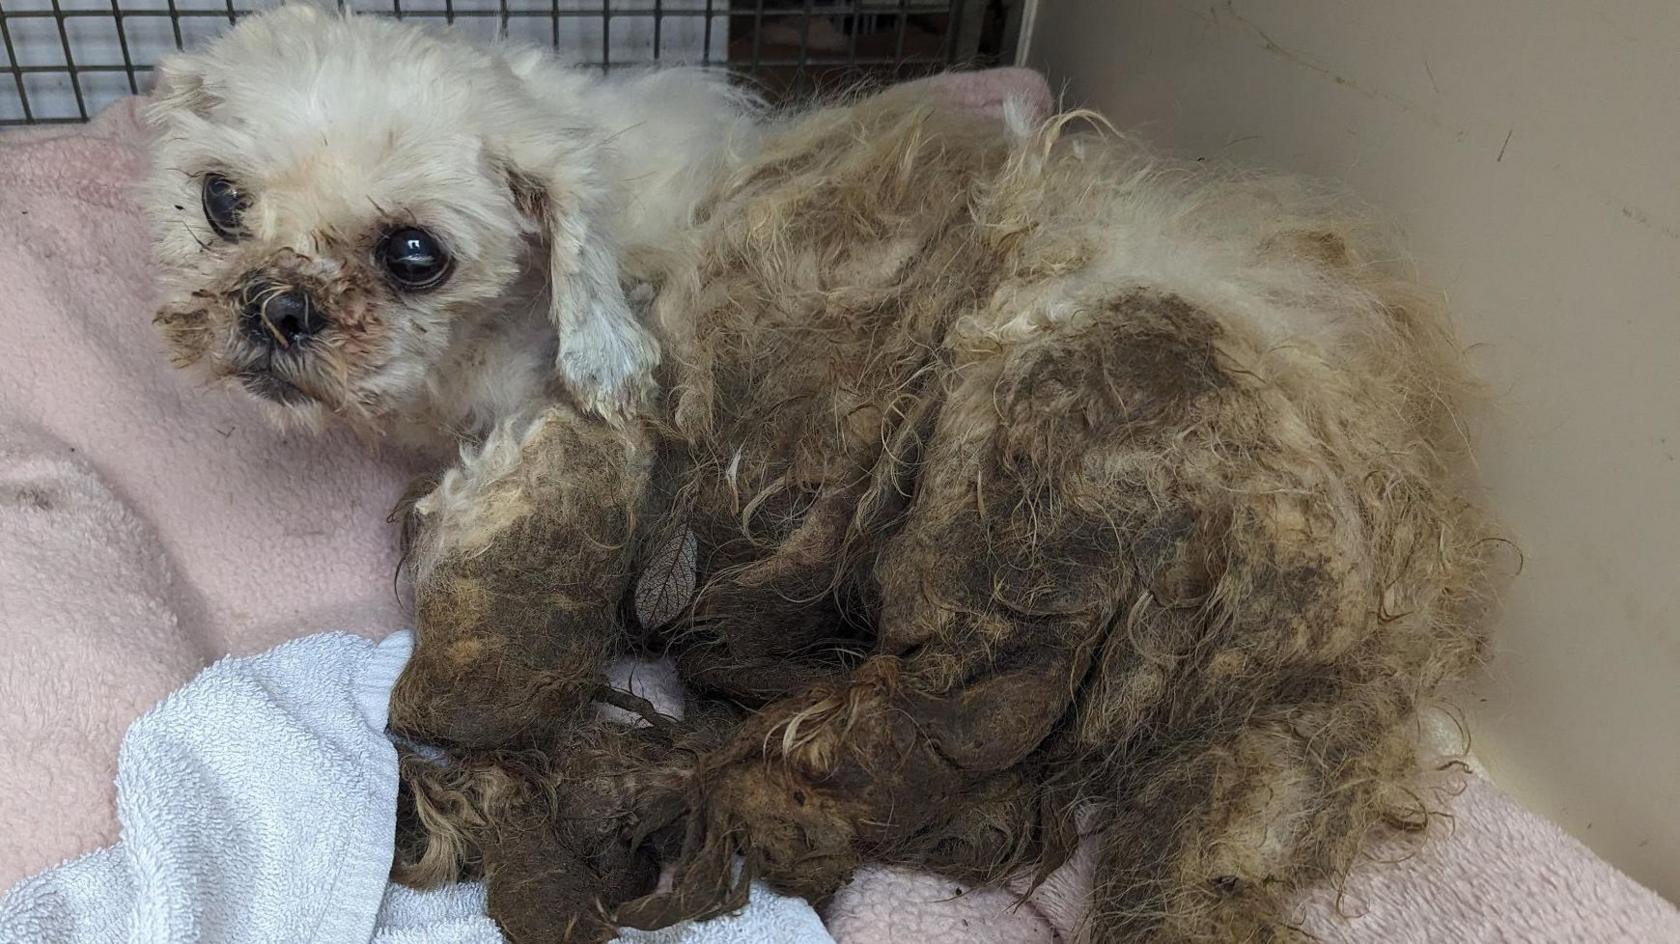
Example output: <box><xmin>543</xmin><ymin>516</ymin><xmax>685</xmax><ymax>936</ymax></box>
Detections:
<box><xmin>0</xmin><ymin>0</ymin><xmax>1019</xmax><ymax>126</ymax></box>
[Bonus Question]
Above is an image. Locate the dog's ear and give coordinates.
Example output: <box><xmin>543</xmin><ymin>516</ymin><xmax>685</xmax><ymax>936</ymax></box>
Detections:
<box><xmin>502</xmin><ymin>158</ymin><xmax>658</xmax><ymax>425</ymax></box>
<box><xmin>152</xmin><ymin>3</ymin><xmax>333</xmax><ymax>121</ymax></box>
<box><xmin>150</xmin><ymin>54</ymin><xmax>216</xmax><ymax>119</ymax></box>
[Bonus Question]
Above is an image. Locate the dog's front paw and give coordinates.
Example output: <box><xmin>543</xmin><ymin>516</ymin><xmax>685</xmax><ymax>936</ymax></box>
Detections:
<box><xmin>614</xmin><ymin>755</ymin><xmax>862</xmax><ymax>931</ymax></box>
<box><xmin>483</xmin><ymin>800</ymin><xmax>643</xmax><ymax>944</ymax></box>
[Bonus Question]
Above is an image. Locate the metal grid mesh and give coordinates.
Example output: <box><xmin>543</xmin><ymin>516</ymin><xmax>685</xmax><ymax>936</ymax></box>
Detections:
<box><xmin>1</xmin><ymin>0</ymin><xmax>1004</xmax><ymax>125</ymax></box>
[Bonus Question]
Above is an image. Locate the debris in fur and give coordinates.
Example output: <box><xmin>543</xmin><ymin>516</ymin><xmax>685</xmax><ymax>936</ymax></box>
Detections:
<box><xmin>391</xmin><ymin>85</ymin><xmax>1505</xmax><ymax>944</ymax></box>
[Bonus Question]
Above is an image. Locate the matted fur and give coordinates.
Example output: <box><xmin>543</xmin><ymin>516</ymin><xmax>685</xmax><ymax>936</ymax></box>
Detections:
<box><xmin>384</xmin><ymin>88</ymin><xmax>1502</xmax><ymax>944</ymax></box>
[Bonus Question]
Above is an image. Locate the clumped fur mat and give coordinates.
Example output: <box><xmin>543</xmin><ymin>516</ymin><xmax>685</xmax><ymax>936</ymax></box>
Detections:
<box><xmin>392</xmin><ymin>87</ymin><xmax>1502</xmax><ymax>944</ymax></box>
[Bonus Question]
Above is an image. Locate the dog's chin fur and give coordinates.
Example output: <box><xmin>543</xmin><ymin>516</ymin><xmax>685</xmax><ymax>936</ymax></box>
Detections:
<box><xmin>144</xmin><ymin>3</ymin><xmax>760</xmax><ymax>455</ymax></box>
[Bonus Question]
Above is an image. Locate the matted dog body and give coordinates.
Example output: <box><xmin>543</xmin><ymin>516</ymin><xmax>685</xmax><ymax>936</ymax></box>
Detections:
<box><xmin>145</xmin><ymin>9</ymin><xmax>1502</xmax><ymax>944</ymax></box>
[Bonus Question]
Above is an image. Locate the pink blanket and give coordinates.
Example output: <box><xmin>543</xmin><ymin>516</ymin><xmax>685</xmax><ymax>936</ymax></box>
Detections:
<box><xmin>3</xmin><ymin>87</ymin><xmax>1675</xmax><ymax>943</ymax></box>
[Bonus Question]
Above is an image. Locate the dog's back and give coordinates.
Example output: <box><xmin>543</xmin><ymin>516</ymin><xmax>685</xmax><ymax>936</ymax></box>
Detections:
<box><xmin>639</xmin><ymin>89</ymin><xmax>1499</xmax><ymax>942</ymax></box>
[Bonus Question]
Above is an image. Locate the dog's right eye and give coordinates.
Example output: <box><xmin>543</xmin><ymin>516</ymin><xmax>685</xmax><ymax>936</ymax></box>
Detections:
<box><xmin>201</xmin><ymin>173</ymin><xmax>249</xmax><ymax>241</ymax></box>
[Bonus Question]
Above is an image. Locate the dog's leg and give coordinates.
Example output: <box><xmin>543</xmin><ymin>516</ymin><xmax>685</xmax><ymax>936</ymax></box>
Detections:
<box><xmin>388</xmin><ymin>402</ymin><xmax>651</xmax><ymax>749</ymax></box>
<box><xmin>394</xmin><ymin>721</ymin><xmax>701</xmax><ymax>944</ymax></box>
<box><xmin>615</xmin><ymin>488</ymin><xmax>1116</xmax><ymax>923</ymax></box>
<box><xmin>1087</xmin><ymin>700</ymin><xmax>1428</xmax><ymax>944</ymax></box>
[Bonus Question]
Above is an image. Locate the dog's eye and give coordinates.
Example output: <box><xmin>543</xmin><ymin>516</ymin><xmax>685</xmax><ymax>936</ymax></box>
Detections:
<box><xmin>378</xmin><ymin>227</ymin><xmax>453</xmax><ymax>292</ymax></box>
<box><xmin>201</xmin><ymin>173</ymin><xmax>249</xmax><ymax>241</ymax></box>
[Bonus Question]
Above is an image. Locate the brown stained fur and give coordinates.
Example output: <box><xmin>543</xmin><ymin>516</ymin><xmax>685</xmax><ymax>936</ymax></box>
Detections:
<box><xmin>388</xmin><ymin>403</ymin><xmax>652</xmax><ymax>750</ymax></box>
<box><xmin>154</xmin><ymin>244</ymin><xmax>407</xmax><ymax>423</ymax></box>
<box><xmin>153</xmin><ymin>295</ymin><xmax>218</xmax><ymax>368</ymax></box>
<box><xmin>396</xmin><ymin>88</ymin><xmax>1502</xmax><ymax>944</ymax></box>
<box><xmin>395</xmin><ymin>708</ymin><xmax>742</xmax><ymax>944</ymax></box>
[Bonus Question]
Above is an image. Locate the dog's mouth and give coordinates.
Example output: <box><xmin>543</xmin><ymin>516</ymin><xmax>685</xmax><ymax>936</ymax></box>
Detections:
<box><xmin>236</xmin><ymin>367</ymin><xmax>313</xmax><ymax>406</ymax></box>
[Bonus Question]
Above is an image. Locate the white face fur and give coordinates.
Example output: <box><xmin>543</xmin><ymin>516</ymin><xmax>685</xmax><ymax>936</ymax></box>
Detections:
<box><xmin>145</xmin><ymin>4</ymin><xmax>676</xmax><ymax>450</ymax></box>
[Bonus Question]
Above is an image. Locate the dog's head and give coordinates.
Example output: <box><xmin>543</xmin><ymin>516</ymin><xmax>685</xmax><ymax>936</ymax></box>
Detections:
<box><xmin>145</xmin><ymin>4</ymin><xmax>654</xmax><ymax>444</ymax></box>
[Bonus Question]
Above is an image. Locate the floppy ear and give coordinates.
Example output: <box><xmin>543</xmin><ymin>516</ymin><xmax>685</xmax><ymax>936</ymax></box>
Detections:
<box><xmin>149</xmin><ymin>54</ymin><xmax>217</xmax><ymax>119</ymax></box>
<box><xmin>151</xmin><ymin>2</ymin><xmax>332</xmax><ymax>119</ymax></box>
<box><xmin>504</xmin><ymin>162</ymin><xmax>659</xmax><ymax>425</ymax></box>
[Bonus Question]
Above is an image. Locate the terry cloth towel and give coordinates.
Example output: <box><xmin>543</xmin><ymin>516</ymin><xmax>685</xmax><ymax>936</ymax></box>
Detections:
<box><xmin>0</xmin><ymin>630</ymin><xmax>833</xmax><ymax>944</ymax></box>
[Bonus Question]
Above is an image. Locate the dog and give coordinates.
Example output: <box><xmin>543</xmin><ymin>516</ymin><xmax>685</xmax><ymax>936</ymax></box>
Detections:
<box><xmin>146</xmin><ymin>11</ymin><xmax>1504</xmax><ymax>944</ymax></box>
<box><xmin>145</xmin><ymin>2</ymin><xmax>759</xmax><ymax>456</ymax></box>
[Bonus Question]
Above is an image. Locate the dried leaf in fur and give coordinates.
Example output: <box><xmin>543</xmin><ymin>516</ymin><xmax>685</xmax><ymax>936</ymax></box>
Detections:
<box><xmin>634</xmin><ymin>525</ymin><xmax>697</xmax><ymax>629</ymax></box>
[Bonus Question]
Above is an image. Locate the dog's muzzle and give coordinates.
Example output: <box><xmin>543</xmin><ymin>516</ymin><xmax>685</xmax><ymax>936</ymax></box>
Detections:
<box><xmin>239</xmin><ymin>278</ymin><xmax>326</xmax><ymax>349</ymax></box>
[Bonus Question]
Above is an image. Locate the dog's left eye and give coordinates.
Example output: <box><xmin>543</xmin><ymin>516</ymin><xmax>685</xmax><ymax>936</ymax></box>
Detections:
<box><xmin>378</xmin><ymin>227</ymin><xmax>453</xmax><ymax>292</ymax></box>
<box><xmin>201</xmin><ymin>173</ymin><xmax>249</xmax><ymax>241</ymax></box>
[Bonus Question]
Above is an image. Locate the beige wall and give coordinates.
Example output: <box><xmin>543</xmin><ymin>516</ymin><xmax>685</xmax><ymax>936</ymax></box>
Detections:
<box><xmin>1028</xmin><ymin>0</ymin><xmax>1679</xmax><ymax>900</ymax></box>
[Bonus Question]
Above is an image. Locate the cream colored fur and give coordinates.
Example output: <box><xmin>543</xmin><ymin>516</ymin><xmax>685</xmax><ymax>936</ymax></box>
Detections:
<box><xmin>145</xmin><ymin>3</ymin><xmax>760</xmax><ymax>453</ymax></box>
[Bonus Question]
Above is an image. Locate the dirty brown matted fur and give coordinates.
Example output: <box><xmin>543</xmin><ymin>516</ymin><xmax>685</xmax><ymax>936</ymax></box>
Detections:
<box><xmin>388</xmin><ymin>87</ymin><xmax>1504</xmax><ymax>944</ymax></box>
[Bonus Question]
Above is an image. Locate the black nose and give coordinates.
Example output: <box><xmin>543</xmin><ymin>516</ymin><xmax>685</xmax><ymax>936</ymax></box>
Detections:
<box><xmin>240</xmin><ymin>279</ymin><xmax>323</xmax><ymax>346</ymax></box>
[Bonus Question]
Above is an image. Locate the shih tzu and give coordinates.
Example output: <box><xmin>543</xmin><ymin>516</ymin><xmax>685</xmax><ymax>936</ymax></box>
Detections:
<box><xmin>143</xmin><ymin>10</ymin><xmax>1505</xmax><ymax>944</ymax></box>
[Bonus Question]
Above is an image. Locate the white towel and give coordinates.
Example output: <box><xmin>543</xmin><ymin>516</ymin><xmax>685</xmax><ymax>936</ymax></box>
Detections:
<box><xmin>0</xmin><ymin>630</ymin><xmax>832</xmax><ymax>944</ymax></box>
